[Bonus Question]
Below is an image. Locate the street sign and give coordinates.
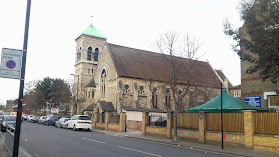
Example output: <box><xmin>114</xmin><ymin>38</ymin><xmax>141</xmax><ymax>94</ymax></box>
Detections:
<box><xmin>0</xmin><ymin>48</ymin><xmax>22</xmax><ymax>79</ymax></box>
<box><xmin>245</xmin><ymin>96</ymin><xmax>261</xmax><ymax>108</ymax></box>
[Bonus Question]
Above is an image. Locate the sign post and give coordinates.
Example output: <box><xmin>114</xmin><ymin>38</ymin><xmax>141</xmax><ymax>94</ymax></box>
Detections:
<box><xmin>13</xmin><ymin>1</ymin><xmax>32</xmax><ymax>157</ymax></box>
<box><xmin>0</xmin><ymin>48</ymin><xmax>22</xmax><ymax>79</ymax></box>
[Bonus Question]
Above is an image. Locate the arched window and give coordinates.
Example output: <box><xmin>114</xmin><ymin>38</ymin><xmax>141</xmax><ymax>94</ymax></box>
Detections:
<box><xmin>88</xmin><ymin>91</ymin><xmax>91</xmax><ymax>98</ymax></box>
<box><xmin>100</xmin><ymin>70</ymin><xmax>106</xmax><ymax>99</ymax></box>
<box><xmin>152</xmin><ymin>87</ymin><xmax>158</xmax><ymax>108</ymax></box>
<box><xmin>94</xmin><ymin>48</ymin><xmax>99</xmax><ymax>61</ymax></box>
<box><xmin>165</xmin><ymin>88</ymin><xmax>171</xmax><ymax>109</ymax></box>
<box><xmin>87</xmin><ymin>47</ymin><xmax>92</xmax><ymax>60</ymax></box>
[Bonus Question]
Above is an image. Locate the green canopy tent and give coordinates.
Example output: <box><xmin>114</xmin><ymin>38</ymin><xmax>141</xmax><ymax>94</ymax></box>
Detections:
<box><xmin>186</xmin><ymin>90</ymin><xmax>269</xmax><ymax>113</ymax></box>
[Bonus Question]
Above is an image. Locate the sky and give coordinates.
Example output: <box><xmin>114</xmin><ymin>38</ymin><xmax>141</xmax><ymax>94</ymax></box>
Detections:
<box><xmin>0</xmin><ymin>0</ymin><xmax>243</xmax><ymax>105</ymax></box>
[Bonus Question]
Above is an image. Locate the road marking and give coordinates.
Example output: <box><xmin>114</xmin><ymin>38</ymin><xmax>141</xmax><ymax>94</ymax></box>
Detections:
<box><xmin>82</xmin><ymin>138</ymin><xmax>105</xmax><ymax>144</ymax></box>
<box><xmin>122</xmin><ymin>137</ymin><xmax>244</xmax><ymax>157</ymax></box>
<box><xmin>20</xmin><ymin>146</ymin><xmax>32</xmax><ymax>157</ymax></box>
<box><xmin>118</xmin><ymin>146</ymin><xmax>162</xmax><ymax>157</ymax></box>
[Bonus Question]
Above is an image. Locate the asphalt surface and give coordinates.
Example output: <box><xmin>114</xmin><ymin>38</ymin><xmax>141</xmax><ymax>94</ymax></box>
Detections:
<box><xmin>19</xmin><ymin>122</ymin><xmax>241</xmax><ymax>157</ymax></box>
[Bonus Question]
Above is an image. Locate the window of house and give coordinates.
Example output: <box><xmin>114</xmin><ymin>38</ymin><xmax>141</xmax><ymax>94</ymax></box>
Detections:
<box><xmin>94</xmin><ymin>48</ymin><xmax>99</xmax><ymax>61</ymax></box>
<box><xmin>101</xmin><ymin>70</ymin><xmax>106</xmax><ymax>99</ymax></box>
<box><xmin>152</xmin><ymin>88</ymin><xmax>158</xmax><ymax>108</ymax></box>
<box><xmin>269</xmin><ymin>95</ymin><xmax>279</xmax><ymax>107</ymax></box>
<box><xmin>92</xmin><ymin>91</ymin><xmax>94</xmax><ymax>97</ymax></box>
<box><xmin>165</xmin><ymin>88</ymin><xmax>171</xmax><ymax>109</ymax></box>
<box><xmin>85</xmin><ymin>91</ymin><xmax>87</xmax><ymax>98</ymax></box>
<box><xmin>124</xmin><ymin>85</ymin><xmax>129</xmax><ymax>93</ymax></box>
<box><xmin>88</xmin><ymin>91</ymin><xmax>90</xmax><ymax>98</ymax></box>
<box><xmin>92</xmin><ymin>69</ymin><xmax>94</xmax><ymax>74</ymax></box>
<box><xmin>178</xmin><ymin>90</ymin><xmax>183</xmax><ymax>109</ymax></box>
<box><xmin>87</xmin><ymin>47</ymin><xmax>92</xmax><ymax>60</ymax></box>
<box><xmin>234</xmin><ymin>90</ymin><xmax>241</xmax><ymax>98</ymax></box>
<box><xmin>138</xmin><ymin>86</ymin><xmax>144</xmax><ymax>94</ymax></box>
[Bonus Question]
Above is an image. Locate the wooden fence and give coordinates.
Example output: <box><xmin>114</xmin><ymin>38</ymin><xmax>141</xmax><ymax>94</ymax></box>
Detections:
<box><xmin>206</xmin><ymin>113</ymin><xmax>244</xmax><ymax>132</ymax></box>
<box><xmin>254</xmin><ymin>112</ymin><xmax>279</xmax><ymax>135</ymax></box>
<box><xmin>177</xmin><ymin>113</ymin><xmax>199</xmax><ymax>129</ymax></box>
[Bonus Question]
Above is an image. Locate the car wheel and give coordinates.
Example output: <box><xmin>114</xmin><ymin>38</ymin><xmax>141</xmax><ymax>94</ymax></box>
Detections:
<box><xmin>73</xmin><ymin>125</ymin><xmax>77</xmax><ymax>131</ymax></box>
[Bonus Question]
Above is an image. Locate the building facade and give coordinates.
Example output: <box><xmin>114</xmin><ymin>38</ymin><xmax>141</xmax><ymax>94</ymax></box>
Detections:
<box><xmin>72</xmin><ymin>24</ymin><xmax>226</xmax><ymax>116</ymax></box>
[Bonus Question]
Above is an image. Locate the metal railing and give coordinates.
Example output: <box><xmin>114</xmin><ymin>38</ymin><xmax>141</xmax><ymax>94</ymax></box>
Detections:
<box><xmin>4</xmin><ymin>124</ymin><xmax>15</xmax><ymax>155</ymax></box>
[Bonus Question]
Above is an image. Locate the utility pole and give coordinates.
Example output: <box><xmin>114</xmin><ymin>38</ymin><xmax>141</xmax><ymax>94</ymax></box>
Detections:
<box><xmin>13</xmin><ymin>0</ymin><xmax>31</xmax><ymax>157</ymax></box>
<box><xmin>221</xmin><ymin>83</ymin><xmax>224</xmax><ymax>150</ymax></box>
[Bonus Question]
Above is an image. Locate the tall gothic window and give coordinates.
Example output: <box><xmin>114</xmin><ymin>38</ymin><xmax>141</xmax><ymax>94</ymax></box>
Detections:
<box><xmin>165</xmin><ymin>88</ymin><xmax>171</xmax><ymax>109</ymax></box>
<box><xmin>152</xmin><ymin>87</ymin><xmax>158</xmax><ymax>108</ymax></box>
<box><xmin>87</xmin><ymin>47</ymin><xmax>92</xmax><ymax>60</ymax></box>
<box><xmin>178</xmin><ymin>90</ymin><xmax>183</xmax><ymax>110</ymax></box>
<box><xmin>94</xmin><ymin>48</ymin><xmax>99</xmax><ymax>61</ymax></box>
<box><xmin>101</xmin><ymin>70</ymin><xmax>106</xmax><ymax>99</ymax></box>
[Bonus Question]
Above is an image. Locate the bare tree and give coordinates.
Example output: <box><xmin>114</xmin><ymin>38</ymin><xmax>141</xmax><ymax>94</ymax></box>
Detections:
<box><xmin>154</xmin><ymin>31</ymin><xmax>204</xmax><ymax>141</ymax></box>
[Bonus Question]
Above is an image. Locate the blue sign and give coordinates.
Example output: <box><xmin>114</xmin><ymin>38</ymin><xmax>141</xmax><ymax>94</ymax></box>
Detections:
<box><xmin>245</xmin><ymin>96</ymin><xmax>261</xmax><ymax>108</ymax></box>
<box><xmin>199</xmin><ymin>112</ymin><xmax>203</xmax><ymax>120</ymax></box>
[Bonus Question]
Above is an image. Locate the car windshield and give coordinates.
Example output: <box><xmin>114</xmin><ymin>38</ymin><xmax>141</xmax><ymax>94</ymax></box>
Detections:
<box><xmin>42</xmin><ymin>117</ymin><xmax>46</xmax><ymax>119</ymax></box>
<box><xmin>4</xmin><ymin>116</ymin><xmax>16</xmax><ymax>121</ymax></box>
<box><xmin>78</xmin><ymin>116</ymin><xmax>91</xmax><ymax>120</ymax></box>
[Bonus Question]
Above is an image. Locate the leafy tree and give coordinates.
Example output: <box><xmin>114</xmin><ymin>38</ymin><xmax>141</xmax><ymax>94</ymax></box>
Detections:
<box><xmin>224</xmin><ymin>0</ymin><xmax>279</xmax><ymax>83</ymax></box>
<box><xmin>25</xmin><ymin>77</ymin><xmax>72</xmax><ymax>114</ymax></box>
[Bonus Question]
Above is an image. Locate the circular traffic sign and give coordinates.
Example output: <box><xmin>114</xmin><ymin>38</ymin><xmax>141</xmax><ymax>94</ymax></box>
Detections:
<box><xmin>6</xmin><ymin>60</ymin><xmax>16</xmax><ymax>69</ymax></box>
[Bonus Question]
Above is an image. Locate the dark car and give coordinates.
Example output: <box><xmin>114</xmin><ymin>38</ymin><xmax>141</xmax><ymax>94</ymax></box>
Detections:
<box><xmin>0</xmin><ymin>115</ymin><xmax>16</xmax><ymax>132</ymax></box>
<box><xmin>45</xmin><ymin>116</ymin><xmax>59</xmax><ymax>126</ymax></box>
<box><xmin>31</xmin><ymin>116</ymin><xmax>40</xmax><ymax>123</ymax></box>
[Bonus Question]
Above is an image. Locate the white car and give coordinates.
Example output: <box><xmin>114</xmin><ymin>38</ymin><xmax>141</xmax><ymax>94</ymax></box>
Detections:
<box><xmin>66</xmin><ymin>115</ymin><xmax>92</xmax><ymax>131</ymax></box>
<box><xmin>27</xmin><ymin>115</ymin><xmax>34</xmax><ymax>122</ymax></box>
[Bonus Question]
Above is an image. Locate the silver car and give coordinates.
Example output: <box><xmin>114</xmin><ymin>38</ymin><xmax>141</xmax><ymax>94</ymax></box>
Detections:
<box><xmin>0</xmin><ymin>115</ymin><xmax>16</xmax><ymax>132</ymax></box>
<box><xmin>38</xmin><ymin>116</ymin><xmax>47</xmax><ymax>124</ymax></box>
<box><xmin>55</xmin><ymin>118</ymin><xmax>70</xmax><ymax>128</ymax></box>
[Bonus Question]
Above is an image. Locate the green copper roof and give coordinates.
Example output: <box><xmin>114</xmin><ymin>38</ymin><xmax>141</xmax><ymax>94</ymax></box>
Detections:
<box><xmin>76</xmin><ymin>24</ymin><xmax>107</xmax><ymax>40</ymax></box>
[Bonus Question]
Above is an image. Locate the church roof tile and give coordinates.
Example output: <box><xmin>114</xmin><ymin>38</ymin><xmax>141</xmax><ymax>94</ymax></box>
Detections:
<box><xmin>108</xmin><ymin>43</ymin><xmax>221</xmax><ymax>89</ymax></box>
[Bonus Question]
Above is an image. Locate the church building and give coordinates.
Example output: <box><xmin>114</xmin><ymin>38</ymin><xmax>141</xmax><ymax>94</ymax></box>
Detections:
<box><xmin>72</xmin><ymin>24</ymin><xmax>224</xmax><ymax>119</ymax></box>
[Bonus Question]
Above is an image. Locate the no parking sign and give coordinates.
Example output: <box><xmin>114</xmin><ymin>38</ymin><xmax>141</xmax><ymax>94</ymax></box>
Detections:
<box><xmin>0</xmin><ymin>48</ymin><xmax>22</xmax><ymax>79</ymax></box>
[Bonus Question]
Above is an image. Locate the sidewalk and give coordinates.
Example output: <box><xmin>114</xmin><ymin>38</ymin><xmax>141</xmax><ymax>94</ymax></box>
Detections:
<box><xmin>91</xmin><ymin>128</ymin><xmax>279</xmax><ymax>157</ymax></box>
<box><xmin>0</xmin><ymin>133</ymin><xmax>10</xmax><ymax>157</ymax></box>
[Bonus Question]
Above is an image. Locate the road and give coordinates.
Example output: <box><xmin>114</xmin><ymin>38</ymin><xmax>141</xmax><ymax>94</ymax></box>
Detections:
<box><xmin>18</xmin><ymin>122</ymin><xmax>235</xmax><ymax>157</ymax></box>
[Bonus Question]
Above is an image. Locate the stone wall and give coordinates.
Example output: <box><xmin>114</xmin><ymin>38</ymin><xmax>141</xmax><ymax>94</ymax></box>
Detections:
<box><xmin>117</xmin><ymin>77</ymin><xmax>220</xmax><ymax>113</ymax></box>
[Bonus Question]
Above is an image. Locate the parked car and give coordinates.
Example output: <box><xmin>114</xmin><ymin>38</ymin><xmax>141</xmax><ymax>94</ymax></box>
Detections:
<box><xmin>66</xmin><ymin>115</ymin><xmax>92</xmax><ymax>131</ymax></box>
<box><xmin>31</xmin><ymin>116</ymin><xmax>40</xmax><ymax>123</ymax></box>
<box><xmin>0</xmin><ymin>115</ymin><xmax>4</xmax><ymax>126</ymax></box>
<box><xmin>23</xmin><ymin>114</ymin><xmax>29</xmax><ymax>121</ymax></box>
<box><xmin>38</xmin><ymin>116</ymin><xmax>47</xmax><ymax>124</ymax></box>
<box><xmin>0</xmin><ymin>115</ymin><xmax>16</xmax><ymax>132</ymax></box>
<box><xmin>45</xmin><ymin>116</ymin><xmax>59</xmax><ymax>126</ymax></box>
<box><xmin>55</xmin><ymin>118</ymin><xmax>70</xmax><ymax>128</ymax></box>
<box><xmin>27</xmin><ymin>115</ymin><xmax>34</xmax><ymax>122</ymax></box>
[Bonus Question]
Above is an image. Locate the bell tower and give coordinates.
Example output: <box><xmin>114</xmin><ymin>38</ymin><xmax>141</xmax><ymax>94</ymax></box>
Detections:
<box><xmin>73</xmin><ymin>24</ymin><xmax>107</xmax><ymax>115</ymax></box>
